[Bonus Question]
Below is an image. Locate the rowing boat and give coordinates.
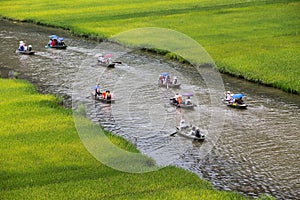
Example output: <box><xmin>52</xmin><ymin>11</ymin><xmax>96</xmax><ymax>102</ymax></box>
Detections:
<box><xmin>176</xmin><ymin>127</ymin><xmax>206</xmax><ymax>141</ymax></box>
<box><xmin>16</xmin><ymin>50</ymin><xmax>35</xmax><ymax>55</ymax></box>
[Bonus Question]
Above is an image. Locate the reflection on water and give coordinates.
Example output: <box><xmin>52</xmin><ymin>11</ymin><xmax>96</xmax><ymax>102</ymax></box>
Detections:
<box><xmin>1</xmin><ymin>19</ymin><xmax>299</xmax><ymax>200</ymax></box>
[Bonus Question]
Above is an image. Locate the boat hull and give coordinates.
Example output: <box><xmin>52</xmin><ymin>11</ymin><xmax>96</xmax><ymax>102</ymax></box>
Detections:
<box><xmin>45</xmin><ymin>45</ymin><xmax>67</xmax><ymax>49</ymax></box>
<box><xmin>158</xmin><ymin>83</ymin><xmax>181</xmax><ymax>88</ymax></box>
<box><xmin>170</xmin><ymin>101</ymin><xmax>195</xmax><ymax>109</ymax></box>
<box><xmin>177</xmin><ymin>129</ymin><xmax>205</xmax><ymax>141</ymax></box>
<box><xmin>91</xmin><ymin>92</ymin><xmax>115</xmax><ymax>103</ymax></box>
<box><xmin>16</xmin><ymin>50</ymin><xmax>35</xmax><ymax>55</ymax></box>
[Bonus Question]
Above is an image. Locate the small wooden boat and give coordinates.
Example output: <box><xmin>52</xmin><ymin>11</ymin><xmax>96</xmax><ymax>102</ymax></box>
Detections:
<box><xmin>16</xmin><ymin>50</ymin><xmax>35</xmax><ymax>55</ymax></box>
<box><xmin>170</xmin><ymin>93</ymin><xmax>196</xmax><ymax>109</ymax></box>
<box><xmin>97</xmin><ymin>53</ymin><xmax>121</xmax><ymax>68</ymax></box>
<box><xmin>170</xmin><ymin>101</ymin><xmax>195</xmax><ymax>108</ymax></box>
<box><xmin>158</xmin><ymin>82</ymin><xmax>181</xmax><ymax>88</ymax></box>
<box><xmin>91</xmin><ymin>91</ymin><xmax>115</xmax><ymax>103</ymax></box>
<box><xmin>158</xmin><ymin>72</ymin><xmax>181</xmax><ymax>88</ymax></box>
<box><xmin>46</xmin><ymin>35</ymin><xmax>67</xmax><ymax>49</ymax></box>
<box><xmin>176</xmin><ymin>127</ymin><xmax>206</xmax><ymax>141</ymax></box>
<box><xmin>226</xmin><ymin>102</ymin><xmax>248</xmax><ymax>109</ymax></box>
<box><xmin>45</xmin><ymin>45</ymin><xmax>67</xmax><ymax>49</ymax></box>
<box><xmin>98</xmin><ymin>62</ymin><xmax>115</xmax><ymax>68</ymax></box>
<box><xmin>222</xmin><ymin>93</ymin><xmax>248</xmax><ymax>109</ymax></box>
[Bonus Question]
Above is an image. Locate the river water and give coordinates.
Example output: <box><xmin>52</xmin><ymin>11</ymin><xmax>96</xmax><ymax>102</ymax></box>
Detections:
<box><xmin>1</xmin><ymin>19</ymin><xmax>299</xmax><ymax>199</ymax></box>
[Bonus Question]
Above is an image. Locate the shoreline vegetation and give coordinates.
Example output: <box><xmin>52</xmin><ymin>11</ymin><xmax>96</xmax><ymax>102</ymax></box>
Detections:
<box><xmin>1</xmin><ymin>0</ymin><xmax>299</xmax><ymax>94</ymax></box>
<box><xmin>0</xmin><ymin>79</ymin><xmax>275</xmax><ymax>199</ymax></box>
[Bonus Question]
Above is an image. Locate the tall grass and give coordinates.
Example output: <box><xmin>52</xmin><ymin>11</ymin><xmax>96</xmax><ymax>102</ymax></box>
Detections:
<box><xmin>0</xmin><ymin>0</ymin><xmax>299</xmax><ymax>93</ymax></box>
<box><xmin>1</xmin><ymin>78</ymin><xmax>275</xmax><ymax>199</ymax></box>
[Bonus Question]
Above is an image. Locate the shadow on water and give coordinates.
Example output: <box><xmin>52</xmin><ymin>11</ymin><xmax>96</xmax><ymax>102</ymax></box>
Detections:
<box><xmin>1</xmin><ymin>19</ymin><xmax>299</xmax><ymax>199</ymax></box>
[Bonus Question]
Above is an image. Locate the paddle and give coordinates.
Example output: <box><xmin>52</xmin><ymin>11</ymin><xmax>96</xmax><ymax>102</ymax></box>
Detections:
<box><xmin>170</xmin><ymin>131</ymin><xmax>177</xmax><ymax>136</ymax></box>
<box><xmin>170</xmin><ymin>127</ymin><xmax>179</xmax><ymax>136</ymax></box>
<box><xmin>113</xmin><ymin>61</ymin><xmax>122</xmax><ymax>64</ymax></box>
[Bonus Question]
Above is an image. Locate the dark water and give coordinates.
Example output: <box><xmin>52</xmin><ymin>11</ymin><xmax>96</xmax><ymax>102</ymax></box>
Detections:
<box><xmin>1</xmin><ymin>19</ymin><xmax>299</xmax><ymax>199</ymax></box>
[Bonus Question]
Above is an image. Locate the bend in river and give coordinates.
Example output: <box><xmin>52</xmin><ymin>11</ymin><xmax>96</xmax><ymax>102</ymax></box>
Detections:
<box><xmin>1</xmin><ymin>20</ymin><xmax>299</xmax><ymax>200</ymax></box>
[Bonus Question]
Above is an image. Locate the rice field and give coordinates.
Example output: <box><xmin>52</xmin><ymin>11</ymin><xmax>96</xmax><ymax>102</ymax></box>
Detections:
<box><xmin>0</xmin><ymin>0</ymin><xmax>299</xmax><ymax>93</ymax></box>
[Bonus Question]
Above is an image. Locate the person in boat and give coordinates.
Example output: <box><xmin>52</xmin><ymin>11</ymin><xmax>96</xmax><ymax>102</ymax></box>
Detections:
<box><xmin>179</xmin><ymin>119</ymin><xmax>188</xmax><ymax>130</ymax></box>
<box><xmin>158</xmin><ymin>75</ymin><xmax>164</xmax><ymax>84</ymax></box>
<box><xmin>28</xmin><ymin>45</ymin><xmax>32</xmax><ymax>51</ymax></box>
<box><xmin>51</xmin><ymin>39</ymin><xmax>57</xmax><ymax>47</ymax></box>
<box><xmin>225</xmin><ymin>91</ymin><xmax>232</xmax><ymax>101</ymax></box>
<box><xmin>235</xmin><ymin>97</ymin><xmax>244</xmax><ymax>105</ymax></box>
<box><xmin>189</xmin><ymin>126</ymin><xmax>196</xmax><ymax>135</ymax></box>
<box><xmin>47</xmin><ymin>39</ymin><xmax>52</xmax><ymax>46</ymax></box>
<box><xmin>94</xmin><ymin>84</ymin><xmax>101</xmax><ymax>97</ymax></box>
<box><xmin>18</xmin><ymin>41</ymin><xmax>25</xmax><ymax>51</ymax></box>
<box><xmin>177</xmin><ymin>95</ymin><xmax>182</xmax><ymax>105</ymax></box>
<box><xmin>106</xmin><ymin>90</ymin><xmax>112</xmax><ymax>100</ymax></box>
<box><xmin>102</xmin><ymin>91</ymin><xmax>107</xmax><ymax>99</ymax></box>
<box><xmin>57</xmin><ymin>38</ymin><xmax>65</xmax><ymax>46</ymax></box>
<box><xmin>166</xmin><ymin>75</ymin><xmax>171</xmax><ymax>85</ymax></box>
<box><xmin>172</xmin><ymin>76</ymin><xmax>178</xmax><ymax>84</ymax></box>
<box><xmin>185</xmin><ymin>96</ymin><xmax>192</xmax><ymax>105</ymax></box>
<box><xmin>195</xmin><ymin>127</ymin><xmax>201</xmax><ymax>138</ymax></box>
<box><xmin>172</xmin><ymin>93</ymin><xmax>180</xmax><ymax>104</ymax></box>
<box><xmin>23</xmin><ymin>43</ymin><xmax>28</xmax><ymax>51</ymax></box>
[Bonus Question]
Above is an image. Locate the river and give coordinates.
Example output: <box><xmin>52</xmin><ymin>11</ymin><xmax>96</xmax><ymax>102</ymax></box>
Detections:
<box><xmin>1</xmin><ymin>19</ymin><xmax>299</xmax><ymax>199</ymax></box>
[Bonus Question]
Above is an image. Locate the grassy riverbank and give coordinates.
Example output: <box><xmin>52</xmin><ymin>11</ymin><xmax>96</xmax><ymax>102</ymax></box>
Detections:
<box><xmin>1</xmin><ymin>78</ymin><xmax>272</xmax><ymax>199</ymax></box>
<box><xmin>1</xmin><ymin>0</ymin><xmax>299</xmax><ymax>94</ymax></box>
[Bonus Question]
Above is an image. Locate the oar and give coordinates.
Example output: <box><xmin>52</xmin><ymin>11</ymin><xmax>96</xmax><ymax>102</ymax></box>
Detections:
<box><xmin>170</xmin><ymin>127</ymin><xmax>179</xmax><ymax>136</ymax></box>
<box><xmin>113</xmin><ymin>61</ymin><xmax>122</xmax><ymax>64</ymax></box>
<box><xmin>170</xmin><ymin>131</ymin><xmax>177</xmax><ymax>136</ymax></box>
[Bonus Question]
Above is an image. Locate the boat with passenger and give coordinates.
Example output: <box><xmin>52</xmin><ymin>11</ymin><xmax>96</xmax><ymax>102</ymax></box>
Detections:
<box><xmin>173</xmin><ymin>119</ymin><xmax>206</xmax><ymax>141</ymax></box>
<box><xmin>45</xmin><ymin>35</ymin><xmax>67</xmax><ymax>49</ymax></box>
<box><xmin>16</xmin><ymin>41</ymin><xmax>35</xmax><ymax>55</ymax></box>
<box><xmin>223</xmin><ymin>91</ymin><xmax>248</xmax><ymax>109</ymax></box>
<box><xmin>91</xmin><ymin>84</ymin><xmax>115</xmax><ymax>103</ymax></box>
<box><xmin>170</xmin><ymin>93</ymin><xmax>196</xmax><ymax>108</ymax></box>
<box><xmin>158</xmin><ymin>72</ymin><xmax>181</xmax><ymax>88</ymax></box>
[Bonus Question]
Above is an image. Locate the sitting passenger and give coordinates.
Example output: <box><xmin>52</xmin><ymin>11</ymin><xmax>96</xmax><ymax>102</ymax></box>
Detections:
<box><xmin>158</xmin><ymin>75</ymin><xmax>163</xmax><ymax>84</ymax></box>
<box><xmin>102</xmin><ymin>91</ymin><xmax>107</xmax><ymax>99</ymax></box>
<box><xmin>195</xmin><ymin>127</ymin><xmax>201</xmax><ymax>138</ymax></box>
<box><xmin>106</xmin><ymin>91</ymin><xmax>112</xmax><ymax>100</ymax></box>
<box><xmin>177</xmin><ymin>95</ymin><xmax>182</xmax><ymax>105</ymax></box>
<box><xmin>179</xmin><ymin>119</ymin><xmax>187</xmax><ymax>130</ymax></box>
<box><xmin>235</xmin><ymin>97</ymin><xmax>244</xmax><ymax>104</ymax></box>
<box><xmin>225</xmin><ymin>91</ymin><xmax>231</xmax><ymax>101</ymax></box>
<box><xmin>28</xmin><ymin>45</ymin><xmax>32</xmax><ymax>51</ymax></box>
<box><xmin>189</xmin><ymin>126</ymin><xmax>196</xmax><ymax>135</ymax></box>
<box><xmin>173</xmin><ymin>76</ymin><xmax>178</xmax><ymax>84</ymax></box>
<box><xmin>185</xmin><ymin>96</ymin><xmax>192</xmax><ymax>105</ymax></box>
<box><xmin>19</xmin><ymin>41</ymin><xmax>25</xmax><ymax>51</ymax></box>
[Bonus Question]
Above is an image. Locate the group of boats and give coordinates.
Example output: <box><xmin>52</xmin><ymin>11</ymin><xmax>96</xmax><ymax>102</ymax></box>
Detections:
<box><xmin>16</xmin><ymin>35</ymin><xmax>67</xmax><ymax>55</ymax></box>
<box><xmin>158</xmin><ymin>72</ymin><xmax>206</xmax><ymax>141</ymax></box>
<box><xmin>17</xmin><ymin>35</ymin><xmax>121</xmax><ymax>69</ymax></box>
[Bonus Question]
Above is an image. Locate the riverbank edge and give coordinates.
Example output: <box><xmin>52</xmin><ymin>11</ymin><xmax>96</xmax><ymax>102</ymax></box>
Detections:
<box><xmin>2</xmin><ymin>16</ymin><xmax>298</xmax><ymax>95</ymax></box>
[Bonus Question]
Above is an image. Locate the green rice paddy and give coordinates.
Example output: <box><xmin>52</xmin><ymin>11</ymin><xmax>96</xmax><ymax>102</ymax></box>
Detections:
<box><xmin>1</xmin><ymin>0</ymin><xmax>299</xmax><ymax>93</ymax></box>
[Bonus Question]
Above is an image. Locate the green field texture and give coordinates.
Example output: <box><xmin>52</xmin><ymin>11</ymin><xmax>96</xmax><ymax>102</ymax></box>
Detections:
<box><xmin>1</xmin><ymin>0</ymin><xmax>299</xmax><ymax>93</ymax></box>
<box><xmin>0</xmin><ymin>78</ymin><xmax>275</xmax><ymax>199</ymax></box>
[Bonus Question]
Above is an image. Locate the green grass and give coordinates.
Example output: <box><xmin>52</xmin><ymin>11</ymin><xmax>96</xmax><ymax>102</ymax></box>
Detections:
<box><xmin>1</xmin><ymin>78</ymin><xmax>276</xmax><ymax>199</ymax></box>
<box><xmin>0</xmin><ymin>0</ymin><xmax>299</xmax><ymax>93</ymax></box>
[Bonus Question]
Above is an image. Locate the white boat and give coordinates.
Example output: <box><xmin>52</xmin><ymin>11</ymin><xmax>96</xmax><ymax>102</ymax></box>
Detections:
<box><xmin>175</xmin><ymin>126</ymin><xmax>206</xmax><ymax>141</ymax></box>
